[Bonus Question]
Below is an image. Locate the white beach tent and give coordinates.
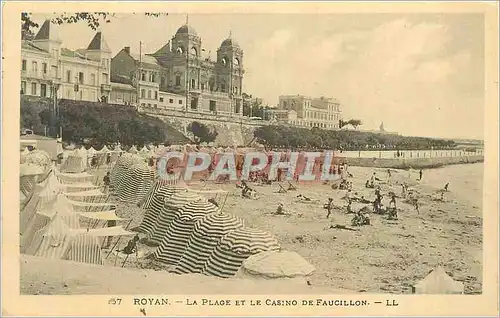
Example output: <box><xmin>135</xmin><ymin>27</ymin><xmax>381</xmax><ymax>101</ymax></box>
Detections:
<box><xmin>412</xmin><ymin>266</ymin><xmax>464</xmax><ymax>294</ymax></box>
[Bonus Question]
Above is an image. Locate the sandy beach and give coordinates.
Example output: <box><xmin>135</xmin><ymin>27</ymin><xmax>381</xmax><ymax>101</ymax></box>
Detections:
<box><xmin>21</xmin><ymin>162</ymin><xmax>483</xmax><ymax>295</ymax></box>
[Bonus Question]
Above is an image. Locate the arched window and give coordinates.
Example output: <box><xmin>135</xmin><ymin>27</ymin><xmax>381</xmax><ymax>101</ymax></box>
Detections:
<box><xmin>190</xmin><ymin>47</ymin><xmax>197</xmax><ymax>56</ymax></box>
<box><xmin>176</xmin><ymin>47</ymin><xmax>184</xmax><ymax>54</ymax></box>
<box><xmin>234</xmin><ymin>58</ymin><xmax>240</xmax><ymax>66</ymax></box>
<box><xmin>221</xmin><ymin>57</ymin><xmax>228</xmax><ymax>66</ymax></box>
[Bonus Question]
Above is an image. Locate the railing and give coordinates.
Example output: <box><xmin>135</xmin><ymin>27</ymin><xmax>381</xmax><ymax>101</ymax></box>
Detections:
<box><xmin>21</xmin><ymin>70</ymin><xmax>52</xmax><ymax>80</ymax></box>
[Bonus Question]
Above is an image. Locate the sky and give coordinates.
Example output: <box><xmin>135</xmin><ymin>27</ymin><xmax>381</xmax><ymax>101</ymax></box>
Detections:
<box><xmin>30</xmin><ymin>13</ymin><xmax>485</xmax><ymax>140</ymax></box>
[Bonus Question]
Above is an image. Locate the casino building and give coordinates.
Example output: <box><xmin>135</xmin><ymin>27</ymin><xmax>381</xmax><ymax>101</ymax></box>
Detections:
<box><xmin>111</xmin><ymin>23</ymin><xmax>245</xmax><ymax>116</ymax></box>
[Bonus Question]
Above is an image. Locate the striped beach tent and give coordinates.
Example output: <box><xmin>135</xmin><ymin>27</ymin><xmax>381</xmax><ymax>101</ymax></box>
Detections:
<box><xmin>147</xmin><ymin>191</ymin><xmax>203</xmax><ymax>244</ymax></box>
<box><xmin>25</xmin><ymin>150</ymin><xmax>51</xmax><ymax>168</ymax></box>
<box><xmin>202</xmin><ymin>228</ymin><xmax>281</xmax><ymax>278</ymax></box>
<box><xmin>237</xmin><ymin>251</ymin><xmax>316</xmax><ymax>279</ymax></box>
<box><xmin>99</xmin><ymin>145</ymin><xmax>110</xmax><ymax>153</ymax></box>
<box><xmin>128</xmin><ymin>145</ymin><xmax>138</xmax><ymax>154</ymax></box>
<box><xmin>116</xmin><ymin>163</ymin><xmax>155</xmax><ymax>204</ymax></box>
<box><xmin>56</xmin><ymin>171</ymin><xmax>96</xmax><ymax>184</ymax></box>
<box><xmin>64</xmin><ymin>195</ymin><xmax>115</xmax><ymax>213</ymax></box>
<box><xmin>174</xmin><ymin>212</ymin><xmax>244</xmax><ymax>274</ymax></box>
<box><xmin>60</xmin><ymin>149</ymin><xmax>87</xmax><ymax>173</ymax></box>
<box><xmin>109</xmin><ymin>153</ymin><xmax>143</xmax><ymax>188</ymax></box>
<box><xmin>21</xmin><ymin>193</ymin><xmax>80</xmax><ymax>253</ymax></box>
<box><xmin>138</xmin><ymin>179</ymin><xmax>177</xmax><ymax>210</ymax></box>
<box><xmin>153</xmin><ymin>200</ymin><xmax>219</xmax><ymax>265</ymax></box>
<box><xmin>137</xmin><ymin>185</ymin><xmax>187</xmax><ymax>235</ymax></box>
<box><xmin>27</xmin><ymin>216</ymin><xmax>103</xmax><ymax>265</ymax></box>
<box><xmin>64</xmin><ymin>189</ymin><xmax>109</xmax><ymax>204</ymax></box>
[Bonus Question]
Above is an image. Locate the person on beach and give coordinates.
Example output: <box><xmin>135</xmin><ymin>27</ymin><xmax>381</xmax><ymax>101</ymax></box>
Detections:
<box><xmin>419</xmin><ymin>169</ymin><xmax>423</xmax><ymax>181</ymax></box>
<box><xmin>444</xmin><ymin>183</ymin><xmax>449</xmax><ymax>191</ymax></box>
<box><xmin>102</xmin><ymin>172</ymin><xmax>110</xmax><ymax>193</ymax></box>
<box><xmin>414</xmin><ymin>198</ymin><xmax>420</xmax><ymax>214</ymax></box>
<box><xmin>122</xmin><ymin>235</ymin><xmax>140</xmax><ymax>255</ymax></box>
<box><xmin>275</xmin><ymin>203</ymin><xmax>285</xmax><ymax>215</ymax></box>
<box><xmin>325</xmin><ymin>198</ymin><xmax>334</xmax><ymax>218</ymax></box>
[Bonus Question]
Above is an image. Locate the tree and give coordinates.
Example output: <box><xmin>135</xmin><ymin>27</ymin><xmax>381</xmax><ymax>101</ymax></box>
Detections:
<box><xmin>347</xmin><ymin>119</ymin><xmax>363</xmax><ymax>129</ymax></box>
<box><xmin>187</xmin><ymin>121</ymin><xmax>218</xmax><ymax>144</ymax></box>
<box><xmin>21</xmin><ymin>12</ymin><xmax>168</xmax><ymax>38</ymax></box>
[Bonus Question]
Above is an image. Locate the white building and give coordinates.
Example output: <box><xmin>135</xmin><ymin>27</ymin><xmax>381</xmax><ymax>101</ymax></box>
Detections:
<box><xmin>276</xmin><ymin>95</ymin><xmax>343</xmax><ymax>130</ymax></box>
<box><xmin>21</xmin><ymin>20</ymin><xmax>112</xmax><ymax>102</ymax></box>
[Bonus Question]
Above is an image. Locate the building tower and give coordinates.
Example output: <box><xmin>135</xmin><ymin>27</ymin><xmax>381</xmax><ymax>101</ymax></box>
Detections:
<box><xmin>216</xmin><ymin>32</ymin><xmax>244</xmax><ymax>114</ymax></box>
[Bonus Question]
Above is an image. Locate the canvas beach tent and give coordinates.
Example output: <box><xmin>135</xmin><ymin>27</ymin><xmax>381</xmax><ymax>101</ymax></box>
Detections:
<box><xmin>237</xmin><ymin>250</ymin><xmax>316</xmax><ymax>279</ymax></box>
<box><xmin>63</xmin><ymin>195</ymin><xmax>115</xmax><ymax>213</ymax></box>
<box><xmin>20</xmin><ymin>147</ymin><xmax>31</xmax><ymax>164</ymax></box>
<box><xmin>99</xmin><ymin>145</ymin><xmax>110</xmax><ymax>153</ymax></box>
<box><xmin>25</xmin><ymin>150</ymin><xmax>51</xmax><ymax>168</ymax></box>
<box><xmin>128</xmin><ymin>145</ymin><xmax>139</xmax><ymax>154</ymax></box>
<box><xmin>78</xmin><ymin>211</ymin><xmax>131</xmax><ymax>230</ymax></box>
<box><xmin>136</xmin><ymin>185</ymin><xmax>187</xmax><ymax>235</ymax></box>
<box><xmin>60</xmin><ymin>148</ymin><xmax>87</xmax><ymax>173</ymax></box>
<box><xmin>109</xmin><ymin>153</ymin><xmax>144</xmax><ymax>189</ymax></box>
<box><xmin>412</xmin><ymin>266</ymin><xmax>464</xmax><ymax>294</ymax></box>
<box><xmin>116</xmin><ymin>163</ymin><xmax>155</xmax><ymax>204</ymax></box>
<box><xmin>56</xmin><ymin>171</ymin><xmax>96</xmax><ymax>184</ymax></box>
<box><xmin>64</xmin><ymin>188</ymin><xmax>110</xmax><ymax>205</ymax></box>
<box><xmin>173</xmin><ymin>212</ymin><xmax>244</xmax><ymax>274</ymax></box>
<box><xmin>202</xmin><ymin>227</ymin><xmax>281</xmax><ymax>278</ymax></box>
<box><xmin>26</xmin><ymin>215</ymin><xmax>104</xmax><ymax>265</ymax></box>
<box><xmin>147</xmin><ymin>192</ymin><xmax>203</xmax><ymax>245</ymax></box>
<box><xmin>153</xmin><ymin>200</ymin><xmax>219</xmax><ymax>265</ymax></box>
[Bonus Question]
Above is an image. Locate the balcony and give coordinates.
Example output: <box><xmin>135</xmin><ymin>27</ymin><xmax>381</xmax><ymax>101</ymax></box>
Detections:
<box><xmin>21</xmin><ymin>70</ymin><xmax>52</xmax><ymax>81</ymax></box>
<box><xmin>101</xmin><ymin>83</ymin><xmax>112</xmax><ymax>92</ymax></box>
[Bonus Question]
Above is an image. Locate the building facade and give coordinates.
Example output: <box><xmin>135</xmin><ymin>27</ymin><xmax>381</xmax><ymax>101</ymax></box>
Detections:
<box><xmin>276</xmin><ymin>95</ymin><xmax>343</xmax><ymax>130</ymax></box>
<box><xmin>21</xmin><ymin>20</ymin><xmax>112</xmax><ymax>102</ymax></box>
<box><xmin>111</xmin><ymin>23</ymin><xmax>245</xmax><ymax>116</ymax></box>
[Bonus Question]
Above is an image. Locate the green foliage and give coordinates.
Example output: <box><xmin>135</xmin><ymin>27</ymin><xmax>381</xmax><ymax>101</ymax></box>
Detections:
<box><xmin>21</xmin><ymin>97</ymin><xmax>189</xmax><ymax>147</ymax></box>
<box><xmin>254</xmin><ymin>125</ymin><xmax>456</xmax><ymax>151</ymax></box>
<box><xmin>187</xmin><ymin>121</ymin><xmax>218</xmax><ymax>144</ymax></box>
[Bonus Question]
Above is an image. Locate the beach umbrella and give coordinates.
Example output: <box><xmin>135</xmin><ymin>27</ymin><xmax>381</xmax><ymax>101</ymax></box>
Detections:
<box><xmin>202</xmin><ymin>227</ymin><xmax>281</xmax><ymax>278</ymax></box>
<box><xmin>116</xmin><ymin>162</ymin><xmax>155</xmax><ymax>204</ymax></box>
<box><xmin>153</xmin><ymin>200</ymin><xmax>219</xmax><ymax>264</ymax></box>
<box><xmin>137</xmin><ymin>184</ymin><xmax>187</xmax><ymax>235</ymax></box>
<box><xmin>147</xmin><ymin>191</ymin><xmax>203</xmax><ymax>244</ymax></box>
<box><xmin>174</xmin><ymin>212</ymin><xmax>244</xmax><ymax>274</ymax></box>
<box><xmin>238</xmin><ymin>250</ymin><xmax>316</xmax><ymax>279</ymax></box>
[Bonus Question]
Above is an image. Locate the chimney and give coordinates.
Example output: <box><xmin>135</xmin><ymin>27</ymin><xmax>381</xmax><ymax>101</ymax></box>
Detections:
<box><xmin>124</xmin><ymin>46</ymin><xmax>130</xmax><ymax>54</ymax></box>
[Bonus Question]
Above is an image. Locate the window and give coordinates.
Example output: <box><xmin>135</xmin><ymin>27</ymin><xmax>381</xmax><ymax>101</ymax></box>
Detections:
<box><xmin>159</xmin><ymin>97</ymin><xmax>164</xmax><ymax>102</ymax></box>
<box><xmin>22</xmin><ymin>59</ymin><xmax>27</xmax><ymax>71</ymax></box>
<box><xmin>169</xmin><ymin>99</ymin><xmax>173</xmax><ymax>103</ymax></box>
<box><xmin>32</xmin><ymin>61</ymin><xmax>38</xmax><ymax>72</ymax></box>
<box><xmin>152</xmin><ymin>74</ymin><xmax>156</xmax><ymax>82</ymax></box>
<box><xmin>147</xmin><ymin>103</ymin><xmax>151</xmax><ymax>107</ymax></box>
<box><xmin>160</xmin><ymin>76</ymin><xmax>166</xmax><ymax>87</ymax></box>
<box><xmin>209</xmin><ymin>100</ymin><xmax>216</xmax><ymax>112</ymax></box>
<box><xmin>147</xmin><ymin>90</ymin><xmax>152</xmax><ymax>99</ymax></box>
<box><xmin>141</xmin><ymin>89</ymin><xmax>145</xmax><ymax>98</ymax></box>
<box><xmin>154</xmin><ymin>91</ymin><xmax>158</xmax><ymax>100</ymax></box>
<box><xmin>42</xmin><ymin>63</ymin><xmax>47</xmax><ymax>74</ymax></box>
<box><xmin>141</xmin><ymin>73</ymin><xmax>146</xmax><ymax>81</ymax></box>
<box><xmin>221</xmin><ymin>83</ymin><xmax>226</xmax><ymax>92</ymax></box>
<box><xmin>175</xmin><ymin>75</ymin><xmax>181</xmax><ymax>86</ymax></box>
<box><xmin>21</xmin><ymin>81</ymin><xmax>26</xmax><ymax>94</ymax></box>
<box><xmin>179</xmin><ymin>100</ymin><xmax>183</xmax><ymax>105</ymax></box>
<box><xmin>141</xmin><ymin>103</ymin><xmax>145</xmax><ymax>106</ymax></box>
<box><xmin>40</xmin><ymin>84</ymin><xmax>47</xmax><ymax>97</ymax></box>
<box><xmin>78</xmin><ymin>72</ymin><xmax>84</xmax><ymax>84</ymax></box>
<box><xmin>51</xmin><ymin>65</ymin><xmax>58</xmax><ymax>78</ymax></box>
<box><xmin>91</xmin><ymin>74</ymin><xmax>96</xmax><ymax>85</ymax></box>
<box><xmin>66</xmin><ymin>70</ymin><xmax>72</xmax><ymax>83</ymax></box>
<box><xmin>191</xmin><ymin>79</ymin><xmax>195</xmax><ymax>89</ymax></box>
<box><xmin>31</xmin><ymin>83</ymin><xmax>37</xmax><ymax>95</ymax></box>
<box><xmin>154</xmin><ymin>104</ymin><xmax>157</xmax><ymax>108</ymax></box>
<box><xmin>201</xmin><ymin>83</ymin><xmax>205</xmax><ymax>90</ymax></box>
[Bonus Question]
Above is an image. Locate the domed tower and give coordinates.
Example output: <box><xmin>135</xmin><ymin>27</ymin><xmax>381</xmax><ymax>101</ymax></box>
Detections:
<box><xmin>171</xmin><ymin>24</ymin><xmax>202</xmax><ymax>57</ymax></box>
<box><xmin>216</xmin><ymin>34</ymin><xmax>244</xmax><ymax>114</ymax></box>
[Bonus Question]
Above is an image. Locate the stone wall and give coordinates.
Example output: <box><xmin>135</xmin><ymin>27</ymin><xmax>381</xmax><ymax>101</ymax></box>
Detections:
<box><xmin>344</xmin><ymin>154</ymin><xmax>484</xmax><ymax>169</ymax></box>
<box><xmin>142</xmin><ymin>107</ymin><xmax>263</xmax><ymax>146</ymax></box>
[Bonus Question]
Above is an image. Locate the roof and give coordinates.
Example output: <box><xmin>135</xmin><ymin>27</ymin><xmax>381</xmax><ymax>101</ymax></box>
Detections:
<box><xmin>111</xmin><ymin>74</ymin><xmax>134</xmax><ymax>86</ymax></box>
<box><xmin>87</xmin><ymin>32</ymin><xmax>111</xmax><ymax>53</ymax></box>
<box><xmin>129</xmin><ymin>53</ymin><xmax>160</xmax><ymax>67</ymax></box>
<box><xmin>111</xmin><ymin>82</ymin><xmax>136</xmax><ymax>91</ymax></box>
<box><xmin>60</xmin><ymin>48</ymin><xmax>93</xmax><ymax>61</ymax></box>
<box><xmin>220</xmin><ymin>37</ymin><xmax>240</xmax><ymax>49</ymax></box>
<box><xmin>34</xmin><ymin>20</ymin><xmax>61</xmax><ymax>42</ymax></box>
<box><xmin>176</xmin><ymin>24</ymin><xmax>198</xmax><ymax>36</ymax></box>
<box><xmin>21</xmin><ymin>41</ymin><xmax>48</xmax><ymax>53</ymax></box>
<box><xmin>150</xmin><ymin>42</ymin><xmax>171</xmax><ymax>56</ymax></box>
<box><xmin>20</xmin><ymin>134</ymin><xmax>56</xmax><ymax>141</ymax></box>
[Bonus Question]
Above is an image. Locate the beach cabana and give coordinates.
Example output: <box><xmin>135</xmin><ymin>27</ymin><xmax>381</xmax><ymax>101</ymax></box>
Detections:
<box><xmin>147</xmin><ymin>191</ymin><xmax>203</xmax><ymax>244</ymax></box>
<box><xmin>137</xmin><ymin>185</ymin><xmax>187</xmax><ymax>235</ymax></box>
<box><xmin>202</xmin><ymin>227</ymin><xmax>281</xmax><ymax>278</ymax></box>
<box><xmin>412</xmin><ymin>266</ymin><xmax>464</xmax><ymax>294</ymax></box>
<box><xmin>153</xmin><ymin>200</ymin><xmax>219</xmax><ymax>264</ymax></box>
<box><xmin>174</xmin><ymin>212</ymin><xmax>244</xmax><ymax>274</ymax></box>
<box><xmin>116</xmin><ymin>163</ymin><xmax>155</xmax><ymax>204</ymax></box>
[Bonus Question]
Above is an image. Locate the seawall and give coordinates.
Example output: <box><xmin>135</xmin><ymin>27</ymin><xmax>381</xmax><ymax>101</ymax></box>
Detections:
<box><xmin>344</xmin><ymin>154</ymin><xmax>484</xmax><ymax>169</ymax></box>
